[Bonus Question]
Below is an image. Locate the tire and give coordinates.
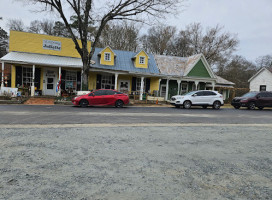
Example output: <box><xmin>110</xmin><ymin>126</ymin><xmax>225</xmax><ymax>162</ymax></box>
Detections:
<box><xmin>115</xmin><ymin>100</ymin><xmax>124</xmax><ymax>108</ymax></box>
<box><xmin>213</xmin><ymin>101</ymin><xmax>221</xmax><ymax>110</ymax></box>
<box><xmin>258</xmin><ymin>106</ymin><xmax>264</xmax><ymax>110</ymax></box>
<box><xmin>202</xmin><ymin>106</ymin><xmax>207</xmax><ymax>109</ymax></box>
<box><xmin>183</xmin><ymin>101</ymin><xmax>191</xmax><ymax>109</ymax></box>
<box><xmin>248</xmin><ymin>102</ymin><xmax>256</xmax><ymax>110</ymax></box>
<box><xmin>234</xmin><ymin>106</ymin><xmax>240</xmax><ymax>109</ymax></box>
<box><xmin>80</xmin><ymin>99</ymin><xmax>89</xmax><ymax>108</ymax></box>
<box><xmin>175</xmin><ymin>105</ymin><xmax>181</xmax><ymax>108</ymax></box>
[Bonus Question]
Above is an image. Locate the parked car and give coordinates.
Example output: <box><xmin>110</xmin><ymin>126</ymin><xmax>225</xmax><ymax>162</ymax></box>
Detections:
<box><xmin>72</xmin><ymin>89</ymin><xmax>129</xmax><ymax>108</ymax></box>
<box><xmin>170</xmin><ymin>90</ymin><xmax>224</xmax><ymax>109</ymax></box>
<box><xmin>231</xmin><ymin>91</ymin><xmax>272</xmax><ymax>110</ymax></box>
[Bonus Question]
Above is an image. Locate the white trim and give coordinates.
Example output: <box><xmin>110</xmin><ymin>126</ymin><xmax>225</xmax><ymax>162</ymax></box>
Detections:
<box><xmin>133</xmin><ymin>50</ymin><xmax>149</xmax><ymax>59</ymax></box>
<box><xmin>104</xmin><ymin>52</ymin><xmax>111</xmax><ymax>61</ymax></box>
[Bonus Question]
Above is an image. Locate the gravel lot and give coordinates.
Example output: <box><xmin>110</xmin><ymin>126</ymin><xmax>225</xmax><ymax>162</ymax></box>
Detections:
<box><xmin>1</xmin><ymin>125</ymin><xmax>271</xmax><ymax>200</ymax></box>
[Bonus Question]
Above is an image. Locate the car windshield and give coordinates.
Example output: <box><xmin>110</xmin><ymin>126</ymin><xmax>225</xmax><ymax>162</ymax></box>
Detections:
<box><xmin>242</xmin><ymin>92</ymin><xmax>257</xmax><ymax>98</ymax></box>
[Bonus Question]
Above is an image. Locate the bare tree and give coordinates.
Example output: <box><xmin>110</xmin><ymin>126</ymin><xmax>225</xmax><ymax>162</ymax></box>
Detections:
<box><xmin>6</xmin><ymin>19</ymin><xmax>25</xmax><ymax>31</ymax></box>
<box><xmin>21</xmin><ymin>0</ymin><xmax>183</xmax><ymax>90</ymax></box>
<box><xmin>0</xmin><ymin>26</ymin><xmax>8</xmax><ymax>57</ymax></box>
<box><xmin>140</xmin><ymin>24</ymin><xmax>176</xmax><ymax>55</ymax></box>
<box><xmin>98</xmin><ymin>21</ymin><xmax>140</xmax><ymax>51</ymax></box>
<box><xmin>217</xmin><ymin>55</ymin><xmax>257</xmax><ymax>88</ymax></box>
<box><xmin>171</xmin><ymin>23</ymin><xmax>239</xmax><ymax>66</ymax></box>
<box><xmin>40</xmin><ymin>20</ymin><xmax>55</xmax><ymax>35</ymax></box>
<box><xmin>256</xmin><ymin>54</ymin><xmax>272</xmax><ymax>69</ymax></box>
<box><xmin>28</xmin><ymin>20</ymin><xmax>42</xmax><ymax>33</ymax></box>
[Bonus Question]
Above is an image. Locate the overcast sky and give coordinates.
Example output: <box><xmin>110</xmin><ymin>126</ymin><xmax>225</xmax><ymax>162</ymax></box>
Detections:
<box><xmin>0</xmin><ymin>0</ymin><xmax>271</xmax><ymax>63</ymax></box>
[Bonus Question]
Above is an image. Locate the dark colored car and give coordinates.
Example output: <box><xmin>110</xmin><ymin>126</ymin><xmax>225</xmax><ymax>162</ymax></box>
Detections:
<box><xmin>72</xmin><ymin>89</ymin><xmax>129</xmax><ymax>108</ymax></box>
<box><xmin>231</xmin><ymin>91</ymin><xmax>272</xmax><ymax>110</ymax></box>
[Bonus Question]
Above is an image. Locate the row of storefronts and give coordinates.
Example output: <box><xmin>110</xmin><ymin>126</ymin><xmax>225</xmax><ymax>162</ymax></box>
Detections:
<box><xmin>0</xmin><ymin>31</ymin><xmax>234</xmax><ymax>100</ymax></box>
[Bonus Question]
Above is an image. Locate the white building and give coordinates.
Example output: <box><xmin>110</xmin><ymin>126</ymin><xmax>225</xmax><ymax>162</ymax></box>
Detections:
<box><xmin>248</xmin><ymin>67</ymin><xmax>272</xmax><ymax>91</ymax></box>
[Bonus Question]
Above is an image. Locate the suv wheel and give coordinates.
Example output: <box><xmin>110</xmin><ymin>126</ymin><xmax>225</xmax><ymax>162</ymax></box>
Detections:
<box><xmin>234</xmin><ymin>106</ymin><xmax>240</xmax><ymax>109</ymax></box>
<box><xmin>183</xmin><ymin>101</ymin><xmax>191</xmax><ymax>109</ymax></box>
<box><xmin>213</xmin><ymin>101</ymin><xmax>221</xmax><ymax>110</ymax></box>
<box><xmin>248</xmin><ymin>102</ymin><xmax>256</xmax><ymax>110</ymax></box>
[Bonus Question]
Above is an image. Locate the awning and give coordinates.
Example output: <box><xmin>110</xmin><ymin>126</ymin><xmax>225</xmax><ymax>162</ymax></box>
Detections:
<box><xmin>0</xmin><ymin>51</ymin><xmax>83</xmax><ymax>68</ymax></box>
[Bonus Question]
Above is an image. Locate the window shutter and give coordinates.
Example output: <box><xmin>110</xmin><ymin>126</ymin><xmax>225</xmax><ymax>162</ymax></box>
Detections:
<box><xmin>34</xmin><ymin>68</ymin><xmax>41</xmax><ymax>89</ymax></box>
<box><xmin>96</xmin><ymin>74</ymin><xmax>102</xmax><ymax>89</ymax></box>
<box><xmin>77</xmin><ymin>71</ymin><xmax>81</xmax><ymax>91</ymax></box>
<box><xmin>145</xmin><ymin>78</ymin><xmax>150</xmax><ymax>93</ymax></box>
<box><xmin>132</xmin><ymin>77</ymin><xmax>136</xmax><ymax>91</ymax></box>
<box><xmin>61</xmin><ymin>70</ymin><xmax>66</xmax><ymax>90</ymax></box>
<box><xmin>15</xmin><ymin>66</ymin><xmax>22</xmax><ymax>87</ymax></box>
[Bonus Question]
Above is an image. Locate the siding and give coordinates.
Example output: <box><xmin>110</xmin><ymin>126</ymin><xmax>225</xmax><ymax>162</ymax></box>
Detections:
<box><xmin>249</xmin><ymin>69</ymin><xmax>272</xmax><ymax>91</ymax></box>
<box><xmin>187</xmin><ymin>60</ymin><xmax>211</xmax><ymax>78</ymax></box>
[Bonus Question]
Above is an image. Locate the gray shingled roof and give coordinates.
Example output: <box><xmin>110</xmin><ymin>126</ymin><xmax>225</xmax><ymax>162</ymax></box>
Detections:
<box><xmin>154</xmin><ymin>54</ymin><xmax>202</xmax><ymax>76</ymax></box>
<box><xmin>91</xmin><ymin>48</ymin><xmax>159</xmax><ymax>74</ymax></box>
<box><xmin>215</xmin><ymin>75</ymin><xmax>235</xmax><ymax>85</ymax></box>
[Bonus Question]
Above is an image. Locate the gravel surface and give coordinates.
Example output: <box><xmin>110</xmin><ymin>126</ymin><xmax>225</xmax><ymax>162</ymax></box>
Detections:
<box><xmin>1</xmin><ymin>125</ymin><xmax>271</xmax><ymax>200</ymax></box>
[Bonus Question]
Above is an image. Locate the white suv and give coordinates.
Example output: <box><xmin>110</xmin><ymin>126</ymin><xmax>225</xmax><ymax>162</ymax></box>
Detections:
<box><xmin>170</xmin><ymin>90</ymin><xmax>224</xmax><ymax>109</ymax></box>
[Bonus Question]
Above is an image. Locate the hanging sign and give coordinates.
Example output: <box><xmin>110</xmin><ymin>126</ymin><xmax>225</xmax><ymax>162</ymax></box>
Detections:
<box><xmin>43</xmin><ymin>40</ymin><xmax>61</xmax><ymax>51</ymax></box>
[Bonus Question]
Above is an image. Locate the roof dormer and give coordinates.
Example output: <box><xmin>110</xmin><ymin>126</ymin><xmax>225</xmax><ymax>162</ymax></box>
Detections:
<box><xmin>98</xmin><ymin>46</ymin><xmax>116</xmax><ymax>66</ymax></box>
<box><xmin>132</xmin><ymin>50</ymin><xmax>149</xmax><ymax>69</ymax></box>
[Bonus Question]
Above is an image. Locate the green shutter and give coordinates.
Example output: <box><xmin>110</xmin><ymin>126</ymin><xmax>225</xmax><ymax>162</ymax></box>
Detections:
<box><xmin>187</xmin><ymin>60</ymin><xmax>211</xmax><ymax>78</ymax></box>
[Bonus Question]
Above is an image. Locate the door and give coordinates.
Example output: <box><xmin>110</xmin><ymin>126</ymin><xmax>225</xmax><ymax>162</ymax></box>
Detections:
<box><xmin>119</xmin><ymin>80</ymin><xmax>130</xmax><ymax>94</ymax></box>
<box><xmin>160</xmin><ymin>84</ymin><xmax>166</xmax><ymax>97</ymax></box>
<box><xmin>90</xmin><ymin>90</ymin><xmax>106</xmax><ymax>105</ymax></box>
<box><xmin>191</xmin><ymin>91</ymin><xmax>205</xmax><ymax>104</ymax></box>
<box><xmin>43</xmin><ymin>69</ymin><xmax>58</xmax><ymax>96</ymax></box>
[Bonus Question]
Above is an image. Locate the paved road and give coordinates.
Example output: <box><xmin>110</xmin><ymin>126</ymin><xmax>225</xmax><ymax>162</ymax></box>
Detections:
<box><xmin>0</xmin><ymin>104</ymin><xmax>271</xmax><ymax>125</ymax></box>
<box><xmin>0</xmin><ymin>105</ymin><xmax>272</xmax><ymax>199</ymax></box>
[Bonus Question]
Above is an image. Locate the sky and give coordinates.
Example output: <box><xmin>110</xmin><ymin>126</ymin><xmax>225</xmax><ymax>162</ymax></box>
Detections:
<box><xmin>0</xmin><ymin>0</ymin><xmax>271</xmax><ymax>63</ymax></box>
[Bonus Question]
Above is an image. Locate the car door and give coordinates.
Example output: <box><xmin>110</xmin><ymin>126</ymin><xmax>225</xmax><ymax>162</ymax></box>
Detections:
<box><xmin>91</xmin><ymin>90</ymin><xmax>106</xmax><ymax>105</ymax></box>
<box><xmin>204</xmin><ymin>91</ymin><xmax>217</xmax><ymax>105</ymax></box>
<box><xmin>257</xmin><ymin>92</ymin><xmax>267</xmax><ymax>107</ymax></box>
<box><xmin>267</xmin><ymin>92</ymin><xmax>272</xmax><ymax>107</ymax></box>
<box><xmin>191</xmin><ymin>91</ymin><xmax>204</xmax><ymax>104</ymax></box>
<box><xmin>103</xmin><ymin>90</ymin><xmax>116</xmax><ymax>105</ymax></box>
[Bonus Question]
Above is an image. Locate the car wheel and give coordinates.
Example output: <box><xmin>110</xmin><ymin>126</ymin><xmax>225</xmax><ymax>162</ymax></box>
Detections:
<box><xmin>248</xmin><ymin>102</ymin><xmax>256</xmax><ymax>110</ymax></box>
<box><xmin>115</xmin><ymin>100</ymin><xmax>124</xmax><ymax>108</ymax></box>
<box><xmin>213</xmin><ymin>101</ymin><xmax>221</xmax><ymax>109</ymax></box>
<box><xmin>234</xmin><ymin>106</ymin><xmax>240</xmax><ymax>109</ymax></box>
<box><xmin>175</xmin><ymin>105</ymin><xmax>181</xmax><ymax>108</ymax></box>
<box><xmin>183</xmin><ymin>101</ymin><xmax>191</xmax><ymax>109</ymax></box>
<box><xmin>79</xmin><ymin>99</ymin><xmax>89</xmax><ymax>108</ymax></box>
<box><xmin>258</xmin><ymin>106</ymin><xmax>264</xmax><ymax>110</ymax></box>
<box><xmin>202</xmin><ymin>106</ymin><xmax>207</xmax><ymax>109</ymax></box>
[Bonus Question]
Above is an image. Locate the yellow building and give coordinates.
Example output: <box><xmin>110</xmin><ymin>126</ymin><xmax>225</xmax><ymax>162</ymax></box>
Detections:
<box><xmin>0</xmin><ymin>31</ymin><xmax>161</xmax><ymax>98</ymax></box>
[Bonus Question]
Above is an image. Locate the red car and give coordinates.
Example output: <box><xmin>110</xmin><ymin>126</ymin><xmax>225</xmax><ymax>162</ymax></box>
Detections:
<box><xmin>72</xmin><ymin>89</ymin><xmax>129</xmax><ymax>108</ymax></box>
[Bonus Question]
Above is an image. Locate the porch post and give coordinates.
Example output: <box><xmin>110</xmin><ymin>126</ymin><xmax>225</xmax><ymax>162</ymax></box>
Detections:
<box><xmin>31</xmin><ymin>65</ymin><xmax>35</xmax><ymax>96</ymax></box>
<box><xmin>212</xmin><ymin>81</ymin><xmax>215</xmax><ymax>90</ymax></box>
<box><xmin>194</xmin><ymin>80</ymin><xmax>199</xmax><ymax>91</ymax></box>
<box><xmin>58</xmin><ymin>66</ymin><xmax>61</xmax><ymax>96</ymax></box>
<box><xmin>139</xmin><ymin>76</ymin><xmax>144</xmax><ymax>100</ymax></box>
<box><xmin>165</xmin><ymin>78</ymin><xmax>169</xmax><ymax>100</ymax></box>
<box><xmin>1</xmin><ymin>61</ymin><xmax>4</xmax><ymax>88</ymax></box>
<box><xmin>177</xmin><ymin>79</ymin><xmax>181</xmax><ymax>95</ymax></box>
<box><xmin>114</xmin><ymin>73</ymin><xmax>118</xmax><ymax>90</ymax></box>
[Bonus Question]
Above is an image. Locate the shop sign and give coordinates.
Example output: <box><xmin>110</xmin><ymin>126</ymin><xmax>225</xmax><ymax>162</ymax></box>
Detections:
<box><xmin>43</xmin><ymin>40</ymin><xmax>61</xmax><ymax>51</ymax></box>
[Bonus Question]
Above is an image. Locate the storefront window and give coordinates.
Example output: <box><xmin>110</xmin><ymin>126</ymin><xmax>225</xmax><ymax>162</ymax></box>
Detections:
<box><xmin>65</xmin><ymin>71</ymin><xmax>77</xmax><ymax>90</ymax></box>
<box><xmin>101</xmin><ymin>75</ymin><xmax>114</xmax><ymax>89</ymax></box>
<box><xmin>136</xmin><ymin>78</ymin><xmax>145</xmax><ymax>92</ymax></box>
<box><xmin>22</xmin><ymin>67</ymin><xmax>33</xmax><ymax>87</ymax></box>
